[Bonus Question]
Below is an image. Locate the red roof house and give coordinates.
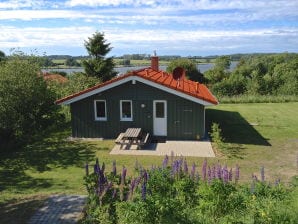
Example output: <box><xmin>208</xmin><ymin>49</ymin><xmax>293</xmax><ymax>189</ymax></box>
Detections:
<box><xmin>56</xmin><ymin>56</ymin><xmax>218</xmax><ymax>140</ymax></box>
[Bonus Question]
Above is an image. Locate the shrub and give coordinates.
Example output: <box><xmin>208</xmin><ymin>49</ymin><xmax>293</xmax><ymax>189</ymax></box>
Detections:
<box><xmin>83</xmin><ymin>157</ymin><xmax>297</xmax><ymax>224</ymax></box>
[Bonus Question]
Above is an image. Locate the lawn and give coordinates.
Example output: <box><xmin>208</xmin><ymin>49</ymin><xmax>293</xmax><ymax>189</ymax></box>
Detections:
<box><xmin>0</xmin><ymin>102</ymin><xmax>297</xmax><ymax>222</ymax></box>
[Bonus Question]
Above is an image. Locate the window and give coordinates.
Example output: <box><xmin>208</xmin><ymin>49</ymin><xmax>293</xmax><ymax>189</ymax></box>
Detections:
<box><xmin>155</xmin><ymin>102</ymin><xmax>165</xmax><ymax>118</ymax></box>
<box><xmin>94</xmin><ymin>100</ymin><xmax>107</xmax><ymax>121</ymax></box>
<box><xmin>120</xmin><ymin>100</ymin><xmax>133</xmax><ymax>121</ymax></box>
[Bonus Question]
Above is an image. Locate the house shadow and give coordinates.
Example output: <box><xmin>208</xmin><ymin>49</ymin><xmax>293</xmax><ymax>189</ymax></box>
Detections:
<box><xmin>206</xmin><ymin>108</ymin><xmax>271</xmax><ymax>146</ymax></box>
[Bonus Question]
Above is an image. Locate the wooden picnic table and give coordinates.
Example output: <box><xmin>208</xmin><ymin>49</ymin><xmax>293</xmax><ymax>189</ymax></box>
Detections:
<box><xmin>123</xmin><ymin>128</ymin><xmax>142</xmax><ymax>140</ymax></box>
<box><xmin>115</xmin><ymin>128</ymin><xmax>150</xmax><ymax>150</ymax></box>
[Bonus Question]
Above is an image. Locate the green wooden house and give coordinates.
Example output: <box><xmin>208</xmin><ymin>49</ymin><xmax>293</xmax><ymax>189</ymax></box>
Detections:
<box><xmin>56</xmin><ymin>57</ymin><xmax>218</xmax><ymax>140</ymax></box>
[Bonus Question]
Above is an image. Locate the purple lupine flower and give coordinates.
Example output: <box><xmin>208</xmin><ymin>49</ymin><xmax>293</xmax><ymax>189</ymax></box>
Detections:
<box><xmin>85</xmin><ymin>163</ymin><xmax>89</xmax><ymax>176</ymax></box>
<box><xmin>128</xmin><ymin>178</ymin><xmax>137</xmax><ymax>200</ymax></box>
<box><xmin>121</xmin><ymin>166</ymin><xmax>127</xmax><ymax>185</ymax></box>
<box><xmin>216</xmin><ymin>163</ymin><xmax>222</xmax><ymax>180</ymax></box>
<box><xmin>211</xmin><ymin>165</ymin><xmax>216</xmax><ymax>180</ymax></box>
<box><xmin>229</xmin><ymin>168</ymin><xmax>233</xmax><ymax>182</ymax></box>
<box><xmin>223</xmin><ymin>165</ymin><xmax>229</xmax><ymax>183</ymax></box>
<box><xmin>202</xmin><ymin>159</ymin><xmax>207</xmax><ymax>181</ymax></box>
<box><xmin>207</xmin><ymin>166</ymin><xmax>212</xmax><ymax>184</ymax></box>
<box><xmin>135</xmin><ymin>176</ymin><xmax>142</xmax><ymax>188</ymax></box>
<box><xmin>143</xmin><ymin>170</ymin><xmax>148</xmax><ymax>183</ymax></box>
<box><xmin>94</xmin><ymin>163</ymin><xmax>100</xmax><ymax>175</ymax></box>
<box><xmin>260</xmin><ymin>166</ymin><xmax>265</xmax><ymax>182</ymax></box>
<box><xmin>112</xmin><ymin>160</ymin><xmax>117</xmax><ymax>176</ymax></box>
<box><xmin>191</xmin><ymin>163</ymin><xmax>196</xmax><ymax>179</ymax></box>
<box><xmin>141</xmin><ymin>182</ymin><xmax>147</xmax><ymax>200</ymax></box>
<box><xmin>162</xmin><ymin>155</ymin><xmax>169</xmax><ymax>168</ymax></box>
<box><xmin>183</xmin><ymin>159</ymin><xmax>189</xmax><ymax>174</ymax></box>
<box><xmin>235</xmin><ymin>164</ymin><xmax>240</xmax><ymax>183</ymax></box>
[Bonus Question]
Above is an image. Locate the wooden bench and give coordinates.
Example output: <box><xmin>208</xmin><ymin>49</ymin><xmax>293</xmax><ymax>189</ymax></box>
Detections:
<box><xmin>115</xmin><ymin>133</ymin><xmax>125</xmax><ymax>144</ymax></box>
<box><xmin>137</xmin><ymin>133</ymin><xmax>150</xmax><ymax>149</ymax></box>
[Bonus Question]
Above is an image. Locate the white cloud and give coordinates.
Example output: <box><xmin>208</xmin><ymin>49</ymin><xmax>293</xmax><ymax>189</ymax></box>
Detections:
<box><xmin>0</xmin><ymin>0</ymin><xmax>44</xmax><ymax>9</ymax></box>
<box><xmin>1</xmin><ymin>25</ymin><xmax>296</xmax><ymax>50</ymax></box>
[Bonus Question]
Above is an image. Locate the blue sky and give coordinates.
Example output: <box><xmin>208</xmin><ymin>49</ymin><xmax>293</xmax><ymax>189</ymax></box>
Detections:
<box><xmin>0</xmin><ymin>0</ymin><xmax>297</xmax><ymax>56</ymax></box>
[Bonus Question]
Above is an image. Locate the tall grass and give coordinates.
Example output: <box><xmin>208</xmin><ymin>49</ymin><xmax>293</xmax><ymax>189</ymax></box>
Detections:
<box><xmin>218</xmin><ymin>94</ymin><xmax>298</xmax><ymax>104</ymax></box>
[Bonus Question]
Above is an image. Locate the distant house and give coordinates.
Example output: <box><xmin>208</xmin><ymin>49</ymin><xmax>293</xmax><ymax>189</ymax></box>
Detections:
<box><xmin>56</xmin><ymin>56</ymin><xmax>218</xmax><ymax>140</ymax></box>
<box><xmin>43</xmin><ymin>72</ymin><xmax>68</xmax><ymax>84</ymax></box>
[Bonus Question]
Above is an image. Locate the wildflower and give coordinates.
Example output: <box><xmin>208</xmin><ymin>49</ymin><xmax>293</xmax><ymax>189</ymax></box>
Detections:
<box><xmin>190</xmin><ymin>163</ymin><xmax>196</xmax><ymax>179</ymax></box>
<box><xmin>216</xmin><ymin>163</ymin><xmax>222</xmax><ymax>180</ymax></box>
<box><xmin>85</xmin><ymin>163</ymin><xmax>89</xmax><ymax>176</ymax></box>
<box><xmin>274</xmin><ymin>178</ymin><xmax>280</xmax><ymax>186</ymax></box>
<box><xmin>223</xmin><ymin>165</ymin><xmax>229</xmax><ymax>183</ymax></box>
<box><xmin>162</xmin><ymin>154</ymin><xmax>169</xmax><ymax>168</ymax></box>
<box><xmin>207</xmin><ymin>166</ymin><xmax>212</xmax><ymax>184</ymax></box>
<box><xmin>141</xmin><ymin>182</ymin><xmax>147</xmax><ymax>200</ymax></box>
<box><xmin>228</xmin><ymin>168</ymin><xmax>233</xmax><ymax>181</ymax></box>
<box><xmin>183</xmin><ymin>159</ymin><xmax>188</xmax><ymax>174</ymax></box>
<box><xmin>112</xmin><ymin>160</ymin><xmax>117</xmax><ymax>176</ymax></box>
<box><xmin>202</xmin><ymin>159</ymin><xmax>207</xmax><ymax>181</ymax></box>
<box><xmin>121</xmin><ymin>166</ymin><xmax>127</xmax><ymax>185</ymax></box>
<box><xmin>211</xmin><ymin>165</ymin><xmax>216</xmax><ymax>180</ymax></box>
<box><xmin>260</xmin><ymin>166</ymin><xmax>265</xmax><ymax>182</ymax></box>
<box><xmin>143</xmin><ymin>170</ymin><xmax>148</xmax><ymax>183</ymax></box>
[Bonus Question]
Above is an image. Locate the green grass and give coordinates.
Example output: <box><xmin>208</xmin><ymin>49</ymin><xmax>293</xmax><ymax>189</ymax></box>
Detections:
<box><xmin>0</xmin><ymin>102</ymin><xmax>297</xmax><ymax>222</ymax></box>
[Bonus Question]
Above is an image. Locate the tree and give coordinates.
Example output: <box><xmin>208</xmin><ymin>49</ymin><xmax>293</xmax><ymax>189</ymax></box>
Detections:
<box><xmin>166</xmin><ymin>58</ymin><xmax>204</xmax><ymax>82</ymax></box>
<box><xmin>0</xmin><ymin>56</ymin><xmax>60</xmax><ymax>144</ymax></box>
<box><xmin>0</xmin><ymin>50</ymin><xmax>5</xmax><ymax>62</ymax></box>
<box><xmin>82</xmin><ymin>32</ymin><xmax>116</xmax><ymax>82</ymax></box>
<box><xmin>65</xmin><ymin>57</ymin><xmax>79</xmax><ymax>67</ymax></box>
<box><xmin>204</xmin><ymin>56</ymin><xmax>231</xmax><ymax>84</ymax></box>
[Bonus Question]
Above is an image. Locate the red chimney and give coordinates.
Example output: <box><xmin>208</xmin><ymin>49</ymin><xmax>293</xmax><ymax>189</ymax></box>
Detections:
<box><xmin>151</xmin><ymin>51</ymin><xmax>159</xmax><ymax>71</ymax></box>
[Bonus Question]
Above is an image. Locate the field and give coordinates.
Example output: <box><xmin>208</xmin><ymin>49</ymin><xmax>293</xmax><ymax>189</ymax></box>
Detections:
<box><xmin>0</xmin><ymin>102</ymin><xmax>297</xmax><ymax>222</ymax></box>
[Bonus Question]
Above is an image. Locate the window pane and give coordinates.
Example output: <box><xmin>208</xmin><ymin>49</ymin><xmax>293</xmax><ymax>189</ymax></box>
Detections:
<box><xmin>96</xmin><ymin>101</ymin><xmax>106</xmax><ymax>118</ymax></box>
<box><xmin>122</xmin><ymin>101</ymin><xmax>131</xmax><ymax>118</ymax></box>
<box><xmin>156</xmin><ymin>102</ymin><xmax>164</xmax><ymax>118</ymax></box>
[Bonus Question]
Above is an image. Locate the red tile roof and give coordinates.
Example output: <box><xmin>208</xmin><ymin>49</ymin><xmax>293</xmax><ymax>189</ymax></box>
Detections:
<box><xmin>55</xmin><ymin>68</ymin><xmax>218</xmax><ymax>105</ymax></box>
<box><xmin>43</xmin><ymin>73</ymin><xmax>68</xmax><ymax>84</ymax></box>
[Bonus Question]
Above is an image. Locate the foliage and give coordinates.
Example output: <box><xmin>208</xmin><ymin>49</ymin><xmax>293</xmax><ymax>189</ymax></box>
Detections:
<box><xmin>47</xmin><ymin>72</ymin><xmax>98</xmax><ymax>100</ymax></box>
<box><xmin>166</xmin><ymin>58</ymin><xmax>204</xmax><ymax>82</ymax></box>
<box><xmin>0</xmin><ymin>50</ymin><xmax>5</xmax><ymax>62</ymax></box>
<box><xmin>204</xmin><ymin>55</ymin><xmax>231</xmax><ymax>84</ymax></box>
<box><xmin>65</xmin><ymin>57</ymin><xmax>80</xmax><ymax>67</ymax></box>
<box><xmin>210</xmin><ymin>53</ymin><xmax>298</xmax><ymax>99</ymax></box>
<box><xmin>209</xmin><ymin>123</ymin><xmax>225</xmax><ymax>153</ymax></box>
<box><xmin>0</xmin><ymin>56</ymin><xmax>61</xmax><ymax>144</ymax></box>
<box><xmin>82</xmin><ymin>32</ymin><xmax>117</xmax><ymax>82</ymax></box>
<box><xmin>83</xmin><ymin>157</ymin><xmax>297</xmax><ymax>224</ymax></box>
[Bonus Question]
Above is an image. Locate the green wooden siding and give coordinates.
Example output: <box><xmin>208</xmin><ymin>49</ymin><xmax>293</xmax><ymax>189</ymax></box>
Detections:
<box><xmin>70</xmin><ymin>80</ymin><xmax>205</xmax><ymax>140</ymax></box>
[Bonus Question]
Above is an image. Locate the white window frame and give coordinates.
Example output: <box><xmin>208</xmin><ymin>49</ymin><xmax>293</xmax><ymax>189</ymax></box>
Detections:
<box><xmin>120</xmin><ymin>100</ymin><xmax>133</xmax><ymax>121</ymax></box>
<box><xmin>94</xmin><ymin>100</ymin><xmax>107</xmax><ymax>121</ymax></box>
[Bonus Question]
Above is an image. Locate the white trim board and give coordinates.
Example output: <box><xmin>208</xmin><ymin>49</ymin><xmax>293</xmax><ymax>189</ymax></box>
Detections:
<box><xmin>58</xmin><ymin>76</ymin><xmax>216</xmax><ymax>106</ymax></box>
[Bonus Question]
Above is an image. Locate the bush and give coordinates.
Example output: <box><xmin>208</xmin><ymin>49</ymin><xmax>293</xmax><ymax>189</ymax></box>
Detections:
<box><xmin>82</xmin><ymin>157</ymin><xmax>297</xmax><ymax>224</ymax></box>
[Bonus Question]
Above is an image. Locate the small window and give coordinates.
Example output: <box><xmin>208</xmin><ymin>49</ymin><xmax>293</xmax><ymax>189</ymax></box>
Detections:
<box><xmin>120</xmin><ymin>100</ymin><xmax>133</xmax><ymax>121</ymax></box>
<box><xmin>94</xmin><ymin>100</ymin><xmax>107</xmax><ymax>121</ymax></box>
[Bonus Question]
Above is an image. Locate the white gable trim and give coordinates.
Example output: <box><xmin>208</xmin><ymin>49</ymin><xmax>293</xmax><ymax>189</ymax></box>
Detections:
<box><xmin>58</xmin><ymin>76</ymin><xmax>216</xmax><ymax>106</ymax></box>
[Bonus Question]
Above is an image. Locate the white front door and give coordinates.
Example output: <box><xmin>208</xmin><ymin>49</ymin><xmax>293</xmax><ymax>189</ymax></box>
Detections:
<box><xmin>153</xmin><ymin>100</ymin><xmax>167</xmax><ymax>136</ymax></box>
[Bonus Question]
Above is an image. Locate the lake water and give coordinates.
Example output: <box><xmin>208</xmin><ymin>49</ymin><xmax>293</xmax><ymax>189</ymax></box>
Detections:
<box><xmin>43</xmin><ymin>61</ymin><xmax>238</xmax><ymax>75</ymax></box>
